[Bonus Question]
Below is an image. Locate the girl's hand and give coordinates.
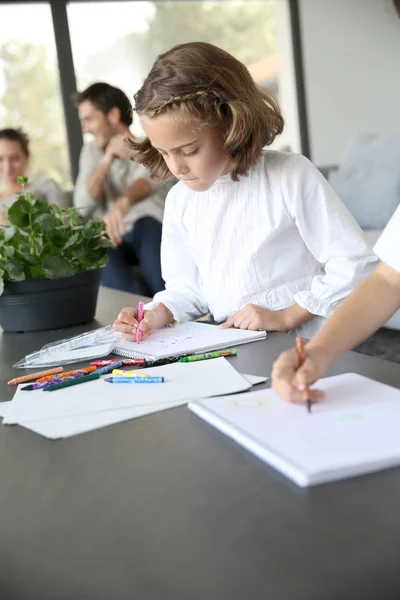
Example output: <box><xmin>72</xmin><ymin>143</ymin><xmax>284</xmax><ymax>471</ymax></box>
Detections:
<box><xmin>113</xmin><ymin>303</ymin><xmax>174</xmax><ymax>341</ymax></box>
<box><xmin>113</xmin><ymin>307</ymin><xmax>158</xmax><ymax>341</ymax></box>
<box><xmin>219</xmin><ymin>304</ymin><xmax>288</xmax><ymax>332</ymax></box>
<box><xmin>271</xmin><ymin>348</ymin><xmax>327</xmax><ymax>404</ymax></box>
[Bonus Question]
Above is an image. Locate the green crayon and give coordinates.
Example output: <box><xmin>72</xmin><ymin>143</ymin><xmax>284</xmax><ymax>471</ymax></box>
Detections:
<box><xmin>179</xmin><ymin>349</ymin><xmax>237</xmax><ymax>362</ymax></box>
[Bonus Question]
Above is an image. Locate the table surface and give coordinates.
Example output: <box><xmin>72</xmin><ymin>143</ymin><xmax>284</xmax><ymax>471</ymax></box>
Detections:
<box><xmin>1</xmin><ymin>286</ymin><xmax>400</xmax><ymax>600</ymax></box>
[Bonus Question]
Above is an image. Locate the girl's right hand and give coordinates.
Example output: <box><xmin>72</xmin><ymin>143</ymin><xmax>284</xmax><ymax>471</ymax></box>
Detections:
<box><xmin>271</xmin><ymin>348</ymin><xmax>327</xmax><ymax>404</ymax></box>
<box><xmin>113</xmin><ymin>307</ymin><xmax>158</xmax><ymax>341</ymax></box>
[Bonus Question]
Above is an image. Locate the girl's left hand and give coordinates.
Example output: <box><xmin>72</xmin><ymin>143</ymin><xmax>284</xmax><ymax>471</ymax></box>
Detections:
<box><xmin>219</xmin><ymin>304</ymin><xmax>288</xmax><ymax>332</ymax></box>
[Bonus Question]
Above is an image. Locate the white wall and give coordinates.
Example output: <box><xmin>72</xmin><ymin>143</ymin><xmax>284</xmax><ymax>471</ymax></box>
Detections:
<box><xmin>299</xmin><ymin>0</ymin><xmax>400</xmax><ymax>165</ymax></box>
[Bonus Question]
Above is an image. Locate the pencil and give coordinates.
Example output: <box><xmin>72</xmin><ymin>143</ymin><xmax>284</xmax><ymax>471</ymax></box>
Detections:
<box><xmin>8</xmin><ymin>366</ymin><xmax>63</xmax><ymax>385</ymax></box>
<box><xmin>295</xmin><ymin>336</ymin><xmax>312</xmax><ymax>413</ymax></box>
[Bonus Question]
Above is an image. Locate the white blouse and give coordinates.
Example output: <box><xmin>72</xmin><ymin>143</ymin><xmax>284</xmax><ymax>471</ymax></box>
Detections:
<box><xmin>147</xmin><ymin>151</ymin><xmax>377</xmax><ymax>334</ymax></box>
<box><xmin>373</xmin><ymin>204</ymin><xmax>400</xmax><ymax>273</ymax></box>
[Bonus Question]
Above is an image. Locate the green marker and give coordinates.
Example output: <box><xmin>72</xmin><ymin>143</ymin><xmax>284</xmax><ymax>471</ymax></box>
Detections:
<box><xmin>179</xmin><ymin>348</ymin><xmax>237</xmax><ymax>362</ymax></box>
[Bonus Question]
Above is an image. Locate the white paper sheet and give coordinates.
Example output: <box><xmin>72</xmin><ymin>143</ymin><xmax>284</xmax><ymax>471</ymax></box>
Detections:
<box><xmin>0</xmin><ymin>372</ymin><xmax>267</xmax><ymax>439</ymax></box>
<box><xmin>3</xmin><ymin>358</ymin><xmax>251</xmax><ymax>425</ymax></box>
<box><xmin>189</xmin><ymin>373</ymin><xmax>400</xmax><ymax>487</ymax></box>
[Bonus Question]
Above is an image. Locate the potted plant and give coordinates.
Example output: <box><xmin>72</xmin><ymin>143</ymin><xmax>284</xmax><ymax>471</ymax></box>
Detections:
<box><xmin>0</xmin><ymin>178</ymin><xmax>111</xmax><ymax>332</ymax></box>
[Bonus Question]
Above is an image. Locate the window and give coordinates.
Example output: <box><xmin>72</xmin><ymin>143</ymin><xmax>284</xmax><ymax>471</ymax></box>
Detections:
<box><xmin>68</xmin><ymin>1</ymin><xmax>278</xmax><ymax>137</ymax></box>
<box><xmin>0</xmin><ymin>2</ymin><xmax>71</xmax><ymax>187</ymax></box>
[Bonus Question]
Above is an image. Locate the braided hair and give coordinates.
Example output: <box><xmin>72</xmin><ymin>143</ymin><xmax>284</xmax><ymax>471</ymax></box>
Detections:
<box><xmin>129</xmin><ymin>42</ymin><xmax>284</xmax><ymax>181</ymax></box>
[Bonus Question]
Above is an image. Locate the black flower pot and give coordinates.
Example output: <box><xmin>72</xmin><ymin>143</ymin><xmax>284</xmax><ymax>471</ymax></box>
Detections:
<box><xmin>0</xmin><ymin>268</ymin><xmax>103</xmax><ymax>333</ymax></box>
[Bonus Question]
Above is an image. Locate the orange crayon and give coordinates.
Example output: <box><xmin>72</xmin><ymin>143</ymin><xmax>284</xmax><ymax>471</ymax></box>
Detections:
<box><xmin>37</xmin><ymin>366</ymin><xmax>97</xmax><ymax>383</ymax></box>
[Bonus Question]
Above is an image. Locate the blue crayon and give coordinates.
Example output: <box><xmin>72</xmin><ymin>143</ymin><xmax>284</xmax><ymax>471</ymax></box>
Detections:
<box><xmin>104</xmin><ymin>377</ymin><xmax>164</xmax><ymax>384</ymax></box>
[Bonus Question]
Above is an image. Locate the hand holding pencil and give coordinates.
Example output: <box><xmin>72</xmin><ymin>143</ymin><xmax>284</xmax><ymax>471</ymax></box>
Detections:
<box><xmin>271</xmin><ymin>338</ymin><xmax>327</xmax><ymax>406</ymax></box>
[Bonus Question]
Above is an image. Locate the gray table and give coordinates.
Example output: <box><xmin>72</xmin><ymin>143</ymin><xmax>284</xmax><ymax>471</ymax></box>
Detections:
<box><xmin>1</xmin><ymin>286</ymin><xmax>400</xmax><ymax>600</ymax></box>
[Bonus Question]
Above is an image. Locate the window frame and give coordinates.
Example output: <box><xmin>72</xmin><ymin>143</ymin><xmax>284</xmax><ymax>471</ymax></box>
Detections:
<box><xmin>0</xmin><ymin>0</ymin><xmax>308</xmax><ymax>183</ymax></box>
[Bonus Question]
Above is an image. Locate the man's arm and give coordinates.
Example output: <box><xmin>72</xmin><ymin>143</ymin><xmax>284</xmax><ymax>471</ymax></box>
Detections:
<box><xmin>114</xmin><ymin>177</ymin><xmax>152</xmax><ymax>213</ymax></box>
<box><xmin>86</xmin><ymin>153</ymin><xmax>113</xmax><ymax>202</ymax></box>
<box><xmin>103</xmin><ymin>177</ymin><xmax>152</xmax><ymax>247</ymax></box>
<box><xmin>73</xmin><ymin>143</ymin><xmax>106</xmax><ymax>215</ymax></box>
<box><xmin>80</xmin><ymin>135</ymin><xmax>132</xmax><ymax>204</ymax></box>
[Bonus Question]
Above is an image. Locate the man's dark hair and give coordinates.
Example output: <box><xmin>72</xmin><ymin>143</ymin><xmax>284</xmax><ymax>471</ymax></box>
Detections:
<box><xmin>73</xmin><ymin>82</ymin><xmax>133</xmax><ymax>126</ymax></box>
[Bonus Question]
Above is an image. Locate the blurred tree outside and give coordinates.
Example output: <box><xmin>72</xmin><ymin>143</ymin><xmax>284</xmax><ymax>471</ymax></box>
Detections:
<box><xmin>0</xmin><ymin>41</ymin><xmax>71</xmax><ymax>188</ymax></box>
<box><xmin>80</xmin><ymin>1</ymin><xmax>278</xmax><ymax>99</ymax></box>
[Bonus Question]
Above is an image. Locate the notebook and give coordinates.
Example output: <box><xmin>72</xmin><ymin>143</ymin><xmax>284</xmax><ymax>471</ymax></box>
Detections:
<box><xmin>112</xmin><ymin>321</ymin><xmax>267</xmax><ymax>360</ymax></box>
<box><xmin>188</xmin><ymin>373</ymin><xmax>400</xmax><ymax>487</ymax></box>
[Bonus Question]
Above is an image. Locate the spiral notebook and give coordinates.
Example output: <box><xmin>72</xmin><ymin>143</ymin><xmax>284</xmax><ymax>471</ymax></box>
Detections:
<box><xmin>112</xmin><ymin>321</ymin><xmax>266</xmax><ymax>360</ymax></box>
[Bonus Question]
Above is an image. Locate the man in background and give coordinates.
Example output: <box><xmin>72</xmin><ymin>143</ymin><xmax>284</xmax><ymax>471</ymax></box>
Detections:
<box><xmin>73</xmin><ymin>82</ymin><xmax>166</xmax><ymax>295</ymax></box>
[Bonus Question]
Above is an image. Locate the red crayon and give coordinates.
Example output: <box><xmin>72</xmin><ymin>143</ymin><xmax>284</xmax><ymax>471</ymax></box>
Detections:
<box><xmin>90</xmin><ymin>359</ymin><xmax>146</xmax><ymax>367</ymax></box>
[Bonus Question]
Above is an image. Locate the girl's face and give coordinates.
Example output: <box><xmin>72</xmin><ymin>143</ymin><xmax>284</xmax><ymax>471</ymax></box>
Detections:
<box><xmin>0</xmin><ymin>140</ymin><xmax>29</xmax><ymax>184</ymax></box>
<box><xmin>141</xmin><ymin>111</ymin><xmax>230</xmax><ymax>192</ymax></box>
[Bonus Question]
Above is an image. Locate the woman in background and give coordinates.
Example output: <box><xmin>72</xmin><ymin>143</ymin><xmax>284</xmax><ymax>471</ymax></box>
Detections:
<box><xmin>0</xmin><ymin>127</ymin><xmax>65</xmax><ymax>225</ymax></box>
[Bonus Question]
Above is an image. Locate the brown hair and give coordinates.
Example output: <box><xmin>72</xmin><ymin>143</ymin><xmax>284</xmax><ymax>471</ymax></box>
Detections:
<box><xmin>0</xmin><ymin>127</ymin><xmax>30</xmax><ymax>156</ymax></box>
<box><xmin>73</xmin><ymin>82</ymin><xmax>133</xmax><ymax>126</ymax></box>
<box><xmin>130</xmin><ymin>42</ymin><xmax>284</xmax><ymax>181</ymax></box>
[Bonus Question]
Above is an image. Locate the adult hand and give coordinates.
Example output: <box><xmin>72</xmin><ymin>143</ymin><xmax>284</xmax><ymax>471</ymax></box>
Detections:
<box><xmin>271</xmin><ymin>348</ymin><xmax>326</xmax><ymax>404</ymax></box>
<box><xmin>104</xmin><ymin>205</ymin><xmax>125</xmax><ymax>247</ymax></box>
<box><xmin>219</xmin><ymin>304</ymin><xmax>288</xmax><ymax>332</ymax></box>
<box><xmin>105</xmin><ymin>134</ymin><xmax>132</xmax><ymax>162</ymax></box>
<box><xmin>103</xmin><ymin>194</ymin><xmax>131</xmax><ymax>247</ymax></box>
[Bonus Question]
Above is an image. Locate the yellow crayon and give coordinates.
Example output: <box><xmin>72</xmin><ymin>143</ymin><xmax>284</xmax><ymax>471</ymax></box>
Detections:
<box><xmin>112</xmin><ymin>369</ymin><xmax>149</xmax><ymax>377</ymax></box>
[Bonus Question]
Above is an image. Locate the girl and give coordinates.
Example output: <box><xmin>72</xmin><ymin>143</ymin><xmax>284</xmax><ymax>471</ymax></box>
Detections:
<box><xmin>0</xmin><ymin>128</ymin><xmax>64</xmax><ymax>226</ymax></box>
<box><xmin>272</xmin><ymin>203</ymin><xmax>400</xmax><ymax>404</ymax></box>
<box><xmin>113</xmin><ymin>42</ymin><xmax>376</xmax><ymax>341</ymax></box>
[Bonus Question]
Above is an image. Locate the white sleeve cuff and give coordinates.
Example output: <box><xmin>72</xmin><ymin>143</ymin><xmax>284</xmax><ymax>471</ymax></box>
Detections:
<box><xmin>294</xmin><ymin>291</ymin><xmax>341</xmax><ymax>318</ymax></box>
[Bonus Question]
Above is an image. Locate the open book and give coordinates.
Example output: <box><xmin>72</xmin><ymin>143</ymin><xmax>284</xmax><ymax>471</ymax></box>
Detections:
<box><xmin>113</xmin><ymin>321</ymin><xmax>266</xmax><ymax>360</ymax></box>
<box><xmin>189</xmin><ymin>373</ymin><xmax>400</xmax><ymax>487</ymax></box>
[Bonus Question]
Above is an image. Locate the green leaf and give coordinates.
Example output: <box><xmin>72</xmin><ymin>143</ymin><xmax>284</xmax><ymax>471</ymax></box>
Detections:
<box><xmin>7</xmin><ymin>198</ymin><xmax>31</xmax><ymax>228</ymax></box>
<box><xmin>62</xmin><ymin>232</ymin><xmax>80</xmax><ymax>250</ymax></box>
<box><xmin>4</xmin><ymin>246</ymin><xmax>14</xmax><ymax>258</ymax></box>
<box><xmin>93</xmin><ymin>254</ymin><xmax>109</xmax><ymax>268</ymax></box>
<box><xmin>32</xmin><ymin>197</ymin><xmax>48</xmax><ymax>212</ymax></box>
<box><xmin>1</xmin><ymin>180</ymin><xmax>106</xmax><ymax>285</ymax></box>
<box><xmin>2</xmin><ymin>260</ymin><xmax>26</xmax><ymax>281</ymax></box>
<box><xmin>19</xmin><ymin>251</ymin><xmax>41</xmax><ymax>266</ymax></box>
<box><xmin>83</xmin><ymin>219</ymin><xmax>102</xmax><ymax>238</ymax></box>
<box><xmin>4</xmin><ymin>225</ymin><xmax>17</xmax><ymax>242</ymax></box>
<box><xmin>42</xmin><ymin>254</ymin><xmax>76</xmax><ymax>279</ymax></box>
<box><xmin>27</xmin><ymin>265</ymin><xmax>45</xmax><ymax>279</ymax></box>
<box><xmin>33</xmin><ymin>213</ymin><xmax>58</xmax><ymax>234</ymax></box>
<box><xmin>47</xmin><ymin>228</ymin><xmax>68</xmax><ymax>248</ymax></box>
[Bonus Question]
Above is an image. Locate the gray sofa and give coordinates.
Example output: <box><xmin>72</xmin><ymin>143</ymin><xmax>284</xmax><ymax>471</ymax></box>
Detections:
<box><xmin>319</xmin><ymin>164</ymin><xmax>400</xmax><ymax>332</ymax></box>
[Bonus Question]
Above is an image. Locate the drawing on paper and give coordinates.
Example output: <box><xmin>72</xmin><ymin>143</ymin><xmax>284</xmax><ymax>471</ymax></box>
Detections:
<box><xmin>231</xmin><ymin>396</ymin><xmax>272</xmax><ymax>409</ymax></box>
<box><xmin>336</xmin><ymin>412</ymin><xmax>363</xmax><ymax>423</ymax></box>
